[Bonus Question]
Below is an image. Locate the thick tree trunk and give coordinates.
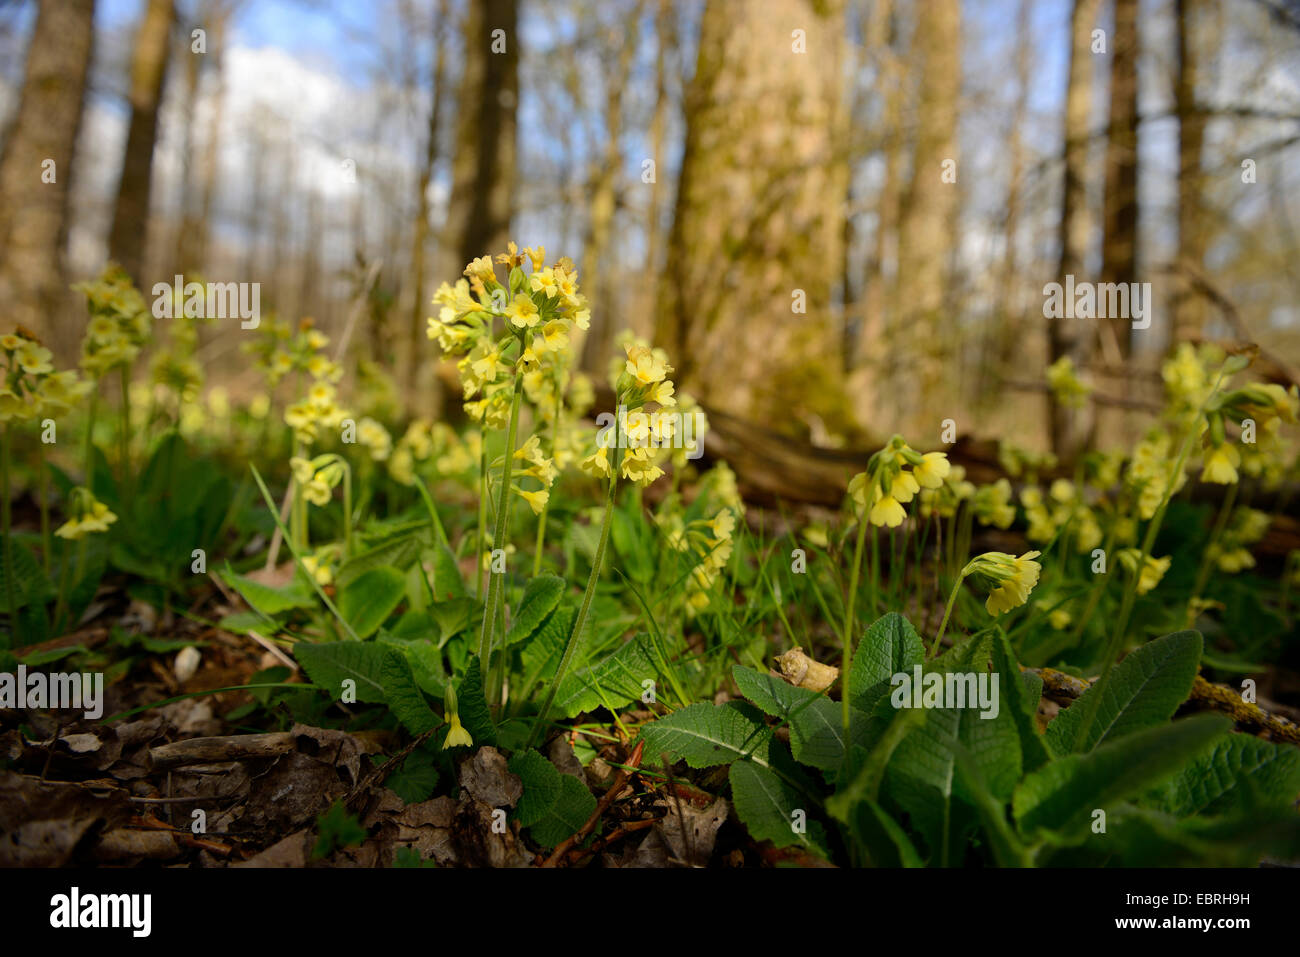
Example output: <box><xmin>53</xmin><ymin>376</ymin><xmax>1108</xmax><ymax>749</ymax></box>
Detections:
<box><xmin>1048</xmin><ymin>0</ymin><xmax>1102</xmax><ymax>464</ymax></box>
<box><xmin>109</xmin><ymin>0</ymin><xmax>176</xmax><ymax>286</ymax></box>
<box><xmin>1100</xmin><ymin>0</ymin><xmax>1140</xmax><ymax>363</ymax></box>
<box><xmin>580</xmin><ymin>4</ymin><xmax>643</xmax><ymax>372</ymax></box>
<box><xmin>1173</xmin><ymin>0</ymin><xmax>1208</xmax><ymax>339</ymax></box>
<box><xmin>892</xmin><ymin>0</ymin><xmax>962</xmax><ymax>424</ymax></box>
<box><xmin>0</xmin><ymin>0</ymin><xmax>96</xmax><ymax>351</ymax></box>
<box><xmin>405</xmin><ymin>0</ymin><xmax>451</xmax><ymax>398</ymax></box>
<box><xmin>443</xmin><ymin>0</ymin><xmax>518</xmax><ymax>273</ymax></box>
<box><xmin>657</xmin><ymin>0</ymin><xmax>847</xmax><ymax>429</ymax></box>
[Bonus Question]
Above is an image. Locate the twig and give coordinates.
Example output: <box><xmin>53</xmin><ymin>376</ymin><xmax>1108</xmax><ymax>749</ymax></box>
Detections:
<box><xmin>541</xmin><ymin>740</ymin><xmax>644</xmax><ymax>868</ymax></box>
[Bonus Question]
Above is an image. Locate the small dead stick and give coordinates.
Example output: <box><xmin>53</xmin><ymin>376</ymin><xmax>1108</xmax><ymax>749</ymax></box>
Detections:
<box><xmin>148</xmin><ymin>732</ymin><xmax>298</xmax><ymax>770</ymax></box>
<box><xmin>344</xmin><ymin>725</ymin><xmax>441</xmax><ymax>811</ymax></box>
<box><xmin>128</xmin><ymin>813</ymin><xmax>233</xmax><ymax>856</ymax></box>
<box><xmin>566</xmin><ymin>817</ymin><xmax>658</xmax><ymax>864</ymax></box>
<box><xmin>541</xmin><ymin>740</ymin><xmax>644</xmax><ymax>868</ymax></box>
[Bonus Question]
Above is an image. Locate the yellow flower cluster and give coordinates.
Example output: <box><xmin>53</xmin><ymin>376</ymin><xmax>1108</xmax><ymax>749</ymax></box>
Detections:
<box><xmin>0</xmin><ymin>331</ymin><xmax>91</xmax><ymax>422</ymax></box>
<box><xmin>55</xmin><ymin>487</ymin><xmax>117</xmax><ymax>540</ymax></box>
<box><xmin>285</xmin><ymin>380</ymin><xmax>349</xmax><ymax>447</ymax></box>
<box><xmin>291</xmin><ymin>454</ymin><xmax>345</xmax><ymax>507</ymax></box>
<box><xmin>1127</xmin><ymin>430</ymin><xmax>1188</xmax><ymax>520</ymax></box>
<box><xmin>246</xmin><ymin>317</ymin><xmax>341</xmax><ymax>387</ymax></box>
<box><xmin>1047</xmin><ymin>355</ymin><xmax>1091</xmax><ymax>410</ymax></box>
<box><xmin>1020</xmin><ymin>479</ymin><xmax>1102</xmax><ymax>552</ymax></box>
<box><xmin>1116</xmin><ymin>548</ymin><xmax>1171</xmax><ymax>595</ymax></box>
<box><xmin>1206</xmin><ymin>507</ymin><xmax>1270</xmax><ymax>574</ymax></box>
<box><xmin>917</xmin><ymin>464</ymin><xmax>975</xmax><ymax>520</ymax></box>
<box><xmin>581</xmin><ymin>339</ymin><xmax>681</xmax><ymax>489</ymax></box>
<box><xmin>75</xmin><ymin>266</ymin><xmax>151</xmax><ymax>376</ymax></box>
<box><xmin>962</xmin><ymin>550</ymin><xmax>1042</xmax><ymax>616</ymax></box>
<box><xmin>847</xmin><ymin>435</ymin><xmax>951</xmax><ymax>528</ymax></box>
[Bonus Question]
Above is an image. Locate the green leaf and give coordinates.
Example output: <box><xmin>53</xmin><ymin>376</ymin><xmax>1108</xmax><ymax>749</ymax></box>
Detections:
<box><xmin>294</xmin><ymin>641</ymin><xmax>389</xmax><ymax>703</ymax></box>
<box><xmin>508</xmin><ymin>749</ymin><xmax>564</xmax><ymax>828</ymax></box>
<box><xmin>884</xmin><ymin>699</ymin><xmax>1021</xmax><ymax>860</ymax></box>
<box><xmin>0</xmin><ymin>541</ymin><xmax>54</xmax><ymax>611</ymax></box>
<box><xmin>845</xmin><ymin>797</ymin><xmax>924</xmax><ymax>868</ymax></box>
<box><xmin>849</xmin><ymin>612</ymin><xmax>924</xmax><ymax>714</ymax></box>
<box><xmin>505</xmin><ymin>575</ymin><xmax>565</xmax><ymax>647</ymax></box>
<box><xmin>339</xmin><ymin>566</ymin><xmax>406</xmax><ymax>639</ymax></box>
<box><xmin>221</xmin><ymin>568</ymin><xmax>315</xmax><ymax>617</ymax></box>
<box><xmin>730</xmin><ymin>758</ymin><xmax>827</xmax><ymax>857</ymax></box>
<box><xmin>1014</xmin><ymin>714</ymin><xmax>1231</xmax><ymax>840</ymax></box>
<box><xmin>386</xmin><ymin>748</ymin><xmax>440</xmax><ymax>804</ymax></box>
<box><xmin>733</xmin><ymin>664</ymin><xmax>821</xmax><ymax>720</ymax></box>
<box><xmin>336</xmin><ymin>530</ymin><xmax>430</xmax><ymax>589</ymax></box>
<box><xmin>732</xmin><ymin>665</ymin><xmax>866</xmax><ymax>772</ymax></box>
<box><xmin>551</xmin><ymin>632</ymin><xmax>659</xmax><ymax>719</ymax></box>
<box><xmin>380</xmin><ymin>650</ymin><xmax>439</xmax><ymax>735</ymax></box>
<box><xmin>529</xmin><ymin>773</ymin><xmax>596</xmax><ymax>847</ymax></box>
<box><xmin>992</xmin><ymin>631</ymin><xmax>1050</xmax><ymax>772</ymax></box>
<box><xmin>430</xmin><ymin>543</ymin><xmax>466</xmax><ymax>602</ymax></box>
<box><xmin>1046</xmin><ymin>630</ymin><xmax>1203</xmax><ymax>755</ymax></box>
<box><xmin>455</xmin><ymin>655</ymin><xmax>496</xmax><ymax>747</ymax></box>
<box><xmin>1146</xmin><ymin>733</ymin><xmax>1300</xmax><ymax>818</ymax></box>
<box><xmin>636</xmin><ymin>701</ymin><xmax>772</xmax><ymax>769</ymax></box>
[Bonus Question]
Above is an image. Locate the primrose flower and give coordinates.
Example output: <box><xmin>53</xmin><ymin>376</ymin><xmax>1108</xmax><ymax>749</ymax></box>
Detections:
<box><xmin>442</xmin><ymin>683</ymin><xmax>473</xmax><ymax>749</ymax></box>
<box><xmin>506</xmin><ymin>294</ymin><xmax>540</xmax><ymax>329</ymax></box>
<box><xmin>55</xmin><ymin>488</ymin><xmax>118</xmax><ymax>540</ymax></box>
<box><xmin>963</xmin><ymin>551</ymin><xmax>1042</xmax><ymax>617</ymax></box>
<box><xmin>1117</xmin><ymin>549</ymin><xmax>1171</xmax><ymax>595</ymax></box>
<box><xmin>1201</xmin><ymin>442</ymin><xmax>1240</xmax><ymax>485</ymax></box>
<box><xmin>515</xmin><ymin>486</ymin><xmax>549</xmax><ymax>515</ymax></box>
<box><xmin>912</xmin><ymin>452</ymin><xmax>951</xmax><ymax>489</ymax></box>
<box><xmin>869</xmin><ymin>493</ymin><xmax>906</xmax><ymax>528</ymax></box>
<box><xmin>625</xmin><ymin>344</ymin><xmax>671</xmax><ymax>386</ymax></box>
<box><xmin>581</xmin><ymin>445</ymin><xmax>611</xmax><ymax>479</ymax></box>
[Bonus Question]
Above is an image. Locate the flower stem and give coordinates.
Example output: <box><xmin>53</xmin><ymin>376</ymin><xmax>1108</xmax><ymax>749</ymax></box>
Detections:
<box><xmin>929</xmin><ymin>572</ymin><xmax>967</xmax><ymax>658</ymax></box>
<box><xmin>1</xmin><ymin>424</ymin><xmax>16</xmax><ymax>643</ymax></box>
<box><xmin>527</xmin><ymin>470</ymin><xmax>619</xmax><ymax>751</ymax></box>
<box><xmin>477</xmin><ymin>365</ymin><xmax>525</xmax><ymax>703</ymax></box>
<box><xmin>1186</xmin><ymin>481</ymin><xmax>1237</xmax><ymax>626</ymax></box>
<box><xmin>37</xmin><ymin>440</ymin><xmax>50</xmax><ymax>576</ymax></box>
<box><xmin>118</xmin><ymin>366</ymin><xmax>132</xmax><ymax>512</ymax></box>
<box><xmin>841</xmin><ymin>510</ymin><xmax>869</xmax><ymax>735</ymax></box>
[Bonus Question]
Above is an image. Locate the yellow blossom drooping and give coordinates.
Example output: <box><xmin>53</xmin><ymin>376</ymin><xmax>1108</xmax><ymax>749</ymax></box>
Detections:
<box><xmin>55</xmin><ymin>488</ymin><xmax>118</xmax><ymax>540</ymax></box>
<box><xmin>962</xmin><ymin>551</ymin><xmax>1042</xmax><ymax>617</ymax></box>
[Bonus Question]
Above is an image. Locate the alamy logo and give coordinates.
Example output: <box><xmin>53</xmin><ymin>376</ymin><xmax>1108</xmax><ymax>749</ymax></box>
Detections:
<box><xmin>50</xmin><ymin>887</ymin><xmax>151</xmax><ymax>937</ymax></box>
<box><xmin>890</xmin><ymin>666</ymin><xmax>1000</xmax><ymax>720</ymax></box>
<box><xmin>0</xmin><ymin>667</ymin><xmax>103</xmax><ymax>719</ymax></box>
<box><xmin>1042</xmin><ymin>274</ymin><xmax>1151</xmax><ymax>330</ymax></box>
<box><xmin>151</xmin><ymin>275</ymin><xmax>261</xmax><ymax>329</ymax></box>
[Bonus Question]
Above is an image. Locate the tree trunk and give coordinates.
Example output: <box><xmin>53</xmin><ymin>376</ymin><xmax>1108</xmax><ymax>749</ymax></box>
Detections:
<box><xmin>443</xmin><ymin>0</ymin><xmax>518</xmax><ymax>273</ymax></box>
<box><xmin>1100</xmin><ymin>0</ymin><xmax>1140</xmax><ymax>363</ymax></box>
<box><xmin>405</xmin><ymin>0</ymin><xmax>451</xmax><ymax>400</ymax></box>
<box><xmin>892</xmin><ymin>0</ymin><xmax>961</xmax><ymax>426</ymax></box>
<box><xmin>1173</xmin><ymin>0</ymin><xmax>1208</xmax><ymax>340</ymax></box>
<box><xmin>0</xmin><ymin>0</ymin><xmax>96</xmax><ymax>351</ymax></box>
<box><xmin>580</xmin><ymin>3</ymin><xmax>643</xmax><ymax>372</ymax></box>
<box><xmin>181</xmin><ymin>5</ymin><xmax>229</xmax><ymax>276</ymax></box>
<box><xmin>657</xmin><ymin>0</ymin><xmax>847</xmax><ymax>429</ymax></box>
<box><xmin>1048</xmin><ymin>0</ymin><xmax>1101</xmax><ymax>464</ymax></box>
<box><xmin>109</xmin><ymin>0</ymin><xmax>177</xmax><ymax>286</ymax></box>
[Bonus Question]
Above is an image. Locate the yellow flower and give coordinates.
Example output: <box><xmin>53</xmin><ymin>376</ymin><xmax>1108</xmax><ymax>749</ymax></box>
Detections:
<box><xmin>0</xmin><ymin>388</ymin><xmax>31</xmax><ymax>421</ymax></box>
<box><xmin>303</xmin><ymin>476</ymin><xmax>332</xmax><ymax>506</ymax></box>
<box><xmin>443</xmin><ymin>684</ymin><xmax>474</xmax><ymax>748</ymax></box>
<box><xmin>1201</xmin><ymin>443</ymin><xmax>1240</xmax><ymax>484</ymax></box>
<box><xmin>530</xmin><ymin>267</ymin><xmax>560</xmax><ymax>298</ymax></box>
<box><xmin>912</xmin><ymin>452</ymin><xmax>950</xmax><ymax>489</ymax></box>
<box><xmin>14</xmin><ymin>342</ymin><xmax>53</xmax><ymax>376</ymax></box>
<box><xmin>506</xmin><ymin>293</ymin><xmax>540</xmax><ymax>329</ymax></box>
<box><xmin>55</xmin><ymin>493</ymin><xmax>118</xmax><ymax>540</ymax></box>
<box><xmin>1049</xmin><ymin>608</ymin><xmax>1073</xmax><ymax>630</ymax></box>
<box><xmin>625</xmin><ymin>344</ymin><xmax>671</xmax><ymax>386</ymax></box>
<box><xmin>580</xmin><ymin>445</ymin><xmax>611</xmax><ymax>479</ymax></box>
<box><xmin>708</xmin><ymin>509</ymin><xmax>736</xmax><ymax>541</ymax></box>
<box><xmin>965</xmin><ymin>550</ymin><xmax>1042</xmax><ymax>616</ymax></box>
<box><xmin>869</xmin><ymin>493</ymin><xmax>906</xmax><ymax>528</ymax></box>
<box><xmin>890</xmin><ymin>470</ymin><xmax>920</xmax><ymax>504</ymax></box>
<box><xmin>516</xmin><ymin>486</ymin><xmax>549</xmax><ymax>515</ymax></box>
<box><xmin>0</xmin><ymin>334</ymin><xmax>22</xmax><ymax>351</ymax></box>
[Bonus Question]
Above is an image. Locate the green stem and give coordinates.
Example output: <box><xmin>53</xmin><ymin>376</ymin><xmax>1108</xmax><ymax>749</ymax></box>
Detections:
<box><xmin>37</xmin><ymin>439</ymin><xmax>50</xmax><ymax>576</ymax></box>
<box><xmin>929</xmin><ymin>572</ymin><xmax>967</xmax><ymax>658</ymax></box>
<box><xmin>341</xmin><ymin>461</ymin><xmax>353</xmax><ymax>561</ymax></box>
<box><xmin>527</xmin><ymin>470</ymin><xmax>619</xmax><ymax>751</ymax></box>
<box><xmin>477</xmin><ymin>447</ymin><xmax>488</xmax><ymax>600</ymax></box>
<box><xmin>477</xmin><ymin>365</ymin><xmax>526</xmax><ymax>698</ymax></box>
<box><xmin>1186</xmin><ymin>482</ymin><xmax>1237</xmax><ymax>624</ymax></box>
<box><xmin>1</xmin><ymin>424</ymin><xmax>16</xmax><ymax>642</ymax></box>
<box><xmin>841</xmin><ymin>511</ymin><xmax>869</xmax><ymax>736</ymax></box>
<box><xmin>1072</xmin><ymin>366</ymin><xmax>1229</xmax><ymax>751</ymax></box>
<box><xmin>118</xmin><ymin>365</ymin><xmax>132</xmax><ymax>512</ymax></box>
